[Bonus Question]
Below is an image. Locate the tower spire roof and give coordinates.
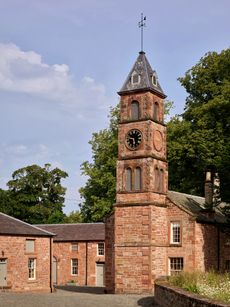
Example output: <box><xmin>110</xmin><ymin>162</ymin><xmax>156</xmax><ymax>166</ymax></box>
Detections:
<box><xmin>118</xmin><ymin>51</ymin><xmax>166</xmax><ymax>98</ymax></box>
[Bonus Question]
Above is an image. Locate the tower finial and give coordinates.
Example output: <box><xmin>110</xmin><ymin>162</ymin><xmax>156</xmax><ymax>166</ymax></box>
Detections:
<box><xmin>138</xmin><ymin>13</ymin><xmax>146</xmax><ymax>52</ymax></box>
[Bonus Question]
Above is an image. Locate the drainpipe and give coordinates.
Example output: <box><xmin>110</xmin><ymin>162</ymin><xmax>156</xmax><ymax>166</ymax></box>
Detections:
<box><xmin>85</xmin><ymin>242</ymin><xmax>88</xmax><ymax>286</ymax></box>
<box><xmin>50</xmin><ymin>237</ymin><xmax>53</xmax><ymax>293</ymax></box>
<box><xmin>217</xmin><ymin>227</ymin><xmax>220</xmax><ymax>271</ymax></box>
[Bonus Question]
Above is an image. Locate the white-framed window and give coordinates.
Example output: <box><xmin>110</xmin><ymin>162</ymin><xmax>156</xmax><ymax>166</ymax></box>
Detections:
<box><xmin>71</xmin><ymin>259</ymin><xmax>78</xmax><ymax>275</ymax></box>
<box><xmin>169</xmin><ymin>257</ymin><xmax>183</xmax><ymax>275</ymax></box>
<box><xmin>28</xmin><ymin>258</ymin><xmax>36</xmax><ymax>280</ymax></box>
<box><xmin>71</xmin><ymin>244</ymin><xmax>78</xmax><ymax>251</ymax></box>
<box><xmin>26</xmin><ymin>239</ymin><xmax>35</xmax><ymax>253</ymax></box>
<box><xmin>170</xmin><ymin>222</ymin><xmax>181</xmax><ymax>244</ymax></box>
<box><xmin>97</xmin><ymin>243</ymin><xmax>105</xmax><ymax>256</ymax></box>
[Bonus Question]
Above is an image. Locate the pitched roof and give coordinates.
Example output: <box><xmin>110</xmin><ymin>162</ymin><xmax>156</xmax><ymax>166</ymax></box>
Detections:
<box><xmin>118</xmin><ymin>51</ymin><xmax>166</xmax><ymax>98</ymax></box>
<box><xmin>0</xmin><ymin>212</ymin><xmax>54</xmax><ymax>237</ymax></box>
<box><xmin>167</xmin><ymin>191</ymin><xmax>227</xmax><ymax>224</ymax></box>
<box><xmin>36</xmin><ymin>223</ymin><xmax>105</xmax><ymax>242</ymax></box>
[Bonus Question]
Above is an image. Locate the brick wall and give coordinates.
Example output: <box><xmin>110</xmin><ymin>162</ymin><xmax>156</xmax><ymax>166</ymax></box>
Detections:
<box><xmin>53</xmin><ymin>241</ymin><xmax>105</xmax><ymax>286</ymax></box>
<box><xmin>105</xmin><ymin>213</ymin><xmax>115</xmax><ymax>293</ymax></box>
<box><xmin>0</xmin><ymin>235</ymin><xmax>51</xmax><ymax>292</ymax></box>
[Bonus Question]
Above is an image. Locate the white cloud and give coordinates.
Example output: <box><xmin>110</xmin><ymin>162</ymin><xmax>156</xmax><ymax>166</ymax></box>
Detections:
<box><xmin>0</xmin><ymin>43</ymin><xmax>111</xmax><ymax>113</ymax></box>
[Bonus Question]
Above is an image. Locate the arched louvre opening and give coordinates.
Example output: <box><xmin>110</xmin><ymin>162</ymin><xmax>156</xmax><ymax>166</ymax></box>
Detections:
<box><xmin>134</xmin><ymin>167</ymin><xmax>141</xmax><ymax>190</ymax></box>
<box><xmin>153</xmin><ymin>102</ymin><xmax>159</xmax><ymax>121</ymax></box>
<box><xmin>160</xmin><ymin>169</ymin><xmax>164</xmax><ymax>193</ymax></box>
<box><xmin>126</xmin><ymin>168</ymin><xmax>132</xmax><ymax>191</ymax></box>
<box><xmin>155</xmin><ymin>167</ymin><xmax>160</xmax><ymax>192</ymax></box>
<box><xmin>131</xmin><ymin>101</ymin><xmax>139</xmax><ymax>120</ymax></box>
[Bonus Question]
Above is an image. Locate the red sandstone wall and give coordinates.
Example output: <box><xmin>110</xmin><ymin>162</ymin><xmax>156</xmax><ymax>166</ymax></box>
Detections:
<box><xmin>166</xmin><ymin>200</ymin><xmax>196</xmax><ymax>274</ymax></box>
<box><xmin>106</xmin><ymin>198</ymin><xmax>230</xmax><ymax>294</ymax></box>
<box><xmin>110</xmin><ymin>204</ymin><xmax>168</xmax><ymax>293</ymax></box>
<box><xmin>120</xmin><ymin>92</ymin><xmax>164</xmax><ymax>124</ymax></box>
<box><xmin>105</xmin><ymin>214</ymin><xmax>115</xmax><ymax>293</ymax></box>
<box><xmin>53</xmin><ymin>241</ymin><xmax>105</xmax><ymax>286</ymax></box>
<box><xmin>0</xmin><ymin>235</ymin><xmax>51</xmax><ymax>292</ymax></box>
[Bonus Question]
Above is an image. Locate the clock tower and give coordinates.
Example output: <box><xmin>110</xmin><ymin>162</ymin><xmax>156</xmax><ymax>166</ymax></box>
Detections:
<box><xmin>106</xmin><ymin>51</ymin><xmax>168</xmax><ymax>294</ymax></box>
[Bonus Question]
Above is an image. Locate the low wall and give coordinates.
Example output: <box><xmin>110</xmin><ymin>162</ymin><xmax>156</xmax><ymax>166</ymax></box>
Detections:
<box><xmin>154</xmin><ymin>280</ymin><xmax>230</xmax><ymax>307</ymax></box>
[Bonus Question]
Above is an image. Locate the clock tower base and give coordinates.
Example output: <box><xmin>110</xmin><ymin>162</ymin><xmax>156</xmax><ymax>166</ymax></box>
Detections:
<box><xmin>105</xmin><ymin>202</ymin><xmax>168</xmax><ymax>294</ymax></box>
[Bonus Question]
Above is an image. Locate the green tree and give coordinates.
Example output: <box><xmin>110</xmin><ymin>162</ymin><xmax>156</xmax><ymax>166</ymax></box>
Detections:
<box><xmin>0</xmin><ymin>189</ymin><xmax>17</xmax><ymax>216</ymax></box>
<box><xmin>79</xmin><ymin>106</ymin><xmax>119</xmax><ymax>222</ymax></box>
<box><xmin>5</xmin><ymin>163</ymin><xmax>68</xmax><ymax>224</ymax></box>
<box><xmin>168</xmin><ymin>48</ymin><xmax>230</xmax><ymax>201</ymax></box>
<box><xmin>64</xmin><ymin>210</ymin><xmax>82</xmax><ymax>223</ymax></box>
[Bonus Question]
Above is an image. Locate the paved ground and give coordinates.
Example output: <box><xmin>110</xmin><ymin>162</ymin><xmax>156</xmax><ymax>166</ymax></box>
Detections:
<box><xmin>0</xmin><ymin>287</ymin><xmax>160</xmax><ymax>307</ymax></box>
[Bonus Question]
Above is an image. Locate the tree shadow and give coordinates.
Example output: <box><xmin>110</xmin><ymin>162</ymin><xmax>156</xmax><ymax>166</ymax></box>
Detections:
<box><xmin>137</xmin><ymin>296</ymin><xmax>160</xmax><ymax>307</ymax></box>
<box><xmin>55</xmin><ymin>285</ymin><xmax>105</xmax><ymax>294</ymax></box>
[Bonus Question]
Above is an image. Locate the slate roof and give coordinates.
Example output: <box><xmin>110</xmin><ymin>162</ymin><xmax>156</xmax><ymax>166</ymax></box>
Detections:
<box><xmin>36</xmin><ymin>223</ymin><xmax>105</xmax><ymax>242</ymax></box>
<box><xmin>118</xmin><ymin>51</ymin><xmax>166</xmax><ymax>98</ymax></box>
<box><xmin>0</xmin><ymin>212</ymin><xmax>54</xmax><ymax>237</ymax></box>
<box><xmin>167</xmin><ymin>190</ymin><xmax>227</xmax><ymax>224</ymax></box>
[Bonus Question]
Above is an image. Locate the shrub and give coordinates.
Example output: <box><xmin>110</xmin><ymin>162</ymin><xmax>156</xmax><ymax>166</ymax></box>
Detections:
<box><xmin>168</xmin><ymin>271</ymin><xmax>230</xmax><ymax>304</ymax></box>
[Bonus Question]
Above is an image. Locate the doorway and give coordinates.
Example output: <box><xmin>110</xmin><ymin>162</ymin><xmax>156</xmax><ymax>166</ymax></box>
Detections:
<box><xmin>0</xmin><ymin>259</ymin><xmax>7</xmax><ymax>287</ymax></box>
<box><xmin>96</xmin><ymin>263</ymin><xmax>104</xmax><ymax>286</ymax></box>
<box><xmin>52</xmin><ymin>256</ymin><xmax>57</xmax><ymax>285</ymax></box>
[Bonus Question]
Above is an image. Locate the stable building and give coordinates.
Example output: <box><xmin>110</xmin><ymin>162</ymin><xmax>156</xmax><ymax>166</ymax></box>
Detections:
<box><xmin>0</xmin><ymin>212</ymin><xmax>54</xmax><ymax>292</ymax></box>
<box><xmin>37</xmin><ymin>223</ymin><xmax>105</xmax><ymax>287</ymax></box>
<box><xmin>105</xmin><ymin>51</ymin><xmax>230</xmax><ymax>294</ymax></box>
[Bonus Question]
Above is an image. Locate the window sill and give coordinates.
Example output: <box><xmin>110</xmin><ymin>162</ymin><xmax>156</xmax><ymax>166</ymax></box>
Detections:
<box><xmin>28</xmin><ymin>279</ymin><xmax>37</xmax><ymax>283</ymax></box>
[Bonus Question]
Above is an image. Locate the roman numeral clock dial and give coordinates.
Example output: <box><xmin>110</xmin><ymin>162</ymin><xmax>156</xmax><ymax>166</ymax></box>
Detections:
<box><xmin>126</xmin><ymin>129</ymin><xmax>142</xmax><ymax>150</ymax></box>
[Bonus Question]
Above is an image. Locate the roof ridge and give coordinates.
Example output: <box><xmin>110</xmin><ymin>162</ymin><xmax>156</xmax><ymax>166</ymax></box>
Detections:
<box><xmin>168</xmin><ymin>190</ymin><xmax>205</xmax><ymax>200</ymax></box>
<box><xmin>36</xmin><ymin>222</ymin><xmax>104</xmax><ymax>226</ymax></box>
<box><xmin>0</xmin><ymin>212</ymin><xmax>55</xmax><ymax>236</ymax></box>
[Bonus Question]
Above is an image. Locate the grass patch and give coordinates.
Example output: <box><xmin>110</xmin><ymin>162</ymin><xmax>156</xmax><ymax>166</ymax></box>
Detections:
<box><xmin>168</xmin><ymin>271</ymin><xmax>230</xmax><ymax>304</ymax></box>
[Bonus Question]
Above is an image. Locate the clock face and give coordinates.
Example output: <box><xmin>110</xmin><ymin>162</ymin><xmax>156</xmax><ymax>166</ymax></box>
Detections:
<box><xmin>126</xmin><ymin>129</ymin><xmax>142</xmax><ymax>150</ymax></box>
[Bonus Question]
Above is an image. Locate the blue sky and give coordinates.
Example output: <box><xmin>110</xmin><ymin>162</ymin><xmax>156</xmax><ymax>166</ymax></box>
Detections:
<box><xmin>0</xmin><ymin>0</ymin><xmax>229</xmax><ymax>213</ymax></box>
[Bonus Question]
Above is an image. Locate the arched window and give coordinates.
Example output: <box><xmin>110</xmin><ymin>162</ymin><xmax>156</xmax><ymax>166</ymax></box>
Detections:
<box><xmin>153</xmin><ymin>102</ymin><xmax>159</xmax><ymax>121</ymax></box>
<box><xmin>126</xmin><ymin>168</ymin><xmax>132</xmax><ymax>191</ymax></box>
<box><xmin>131</xmin><ymin>101</ymin><xmax>139</xmax><ymax>120</ymax></box>
<box><xmin>155</xmin><ymin>167</ymin><xmax>160</xmax><ymax>192</ymax></box>
<box><xmin>134</xmin><ymin>167</ymin><xmax>141</xmax><ymax>190</ymax></box>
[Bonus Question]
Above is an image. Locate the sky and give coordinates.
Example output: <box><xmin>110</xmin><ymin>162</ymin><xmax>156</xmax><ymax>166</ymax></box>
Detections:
<box><xmin>0</xmin><ymin>0</ymin><xmax>229</xmax><ymax>214</ymax></box>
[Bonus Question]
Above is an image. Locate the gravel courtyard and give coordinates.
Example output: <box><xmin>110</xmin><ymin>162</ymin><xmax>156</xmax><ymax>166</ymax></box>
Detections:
<box><xmin>0</xmin><ymin>287</ymin><xmax>159</xmax><ymax>307</ymax></box>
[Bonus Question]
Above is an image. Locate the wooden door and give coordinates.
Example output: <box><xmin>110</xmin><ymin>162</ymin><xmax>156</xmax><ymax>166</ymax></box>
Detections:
<box><xmin>52</xmin><ymin>256</ymin><xmax>57</xmax><ymax>285</ymax></box>
<box><xmin>96</xmin><ymin>263</ymin><xmax>104</xmax><ymax>286</ymax></box>
<box><xmin>0</xmin><ymin>259</ymin><xmax>7</xmax><ymax>287</ymax></box>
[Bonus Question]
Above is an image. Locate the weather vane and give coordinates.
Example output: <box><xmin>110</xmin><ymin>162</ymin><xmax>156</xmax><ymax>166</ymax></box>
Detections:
<box><xmin>138</xmin><ymin>13</ymin><xmax>146</xmax><ymax>52</ymax></box>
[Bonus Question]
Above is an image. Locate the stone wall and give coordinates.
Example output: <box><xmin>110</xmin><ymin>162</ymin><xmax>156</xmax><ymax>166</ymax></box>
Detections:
<box><xmin>53</xmin><ymin>241</ymin><xmax>105</xmax><ymax>286</ymax></box>
<box><xmin>0</xmin><ymin>235</ymin><xmax>52</xmax><ymax>292</ymax></box>
<box><xmin>155</xmin><ymin>281</ymin><xmax>229</xmax><ymax>307</ymax></box>
<box><xmin>105</xmin><ymin>213</ymin><xmax>115</xmax><ymax>293</ymax></box>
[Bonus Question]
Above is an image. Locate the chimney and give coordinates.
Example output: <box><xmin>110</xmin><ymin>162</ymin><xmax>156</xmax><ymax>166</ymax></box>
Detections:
<box><xmin>213</xmin><ymin>172</ymin><xmax>221</xmax><ymax>205</ymax></box>
<box><xmin>205</xmin><ymin>170</ymin><xmax>213</xmax><ymax>209</ymax></box>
